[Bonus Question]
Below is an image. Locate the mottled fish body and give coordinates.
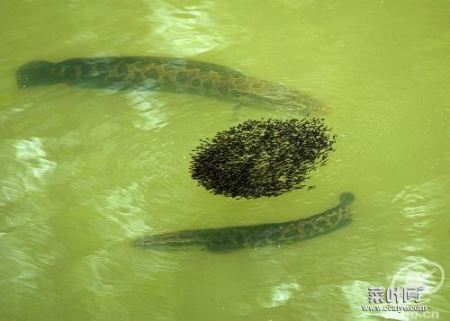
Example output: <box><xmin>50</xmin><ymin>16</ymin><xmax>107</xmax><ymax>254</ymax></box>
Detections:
<box><xmin>134</xmin><ymin>193</ymin><xmax>355</xmax><ymax>252</ymax></box>
<box><xmin>17</xmin><ymin>57</ymin><xmax>326</xmax><ymax>113</ymax></box>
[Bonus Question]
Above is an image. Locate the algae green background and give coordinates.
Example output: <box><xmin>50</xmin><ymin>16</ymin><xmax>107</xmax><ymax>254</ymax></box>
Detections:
<box><xmin>0</xmin><ymin>1</ymin><xmax>449</xmax><ymax>320</ymax></box>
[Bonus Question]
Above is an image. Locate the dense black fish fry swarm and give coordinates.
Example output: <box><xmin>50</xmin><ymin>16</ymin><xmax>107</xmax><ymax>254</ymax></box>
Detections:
<box><xmin>190</xmin><ymin>118</ymin><xmax>336</xmax><ymax>198</ymax></box>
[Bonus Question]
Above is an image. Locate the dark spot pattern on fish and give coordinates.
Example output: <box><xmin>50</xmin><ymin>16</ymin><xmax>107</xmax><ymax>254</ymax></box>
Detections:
<box><xmin>95</xmin><ymin>62</ymin><xmax>108</xmax><ymax>76</ymax></box>
<box><xmin>64</xmin><ymin>65</ymin><xmax>77</xmax><ymax>79</ymax></box>
<box><xmin>203</xmin><ymin>79</ymin><xmax>213</xmax><ymax>92</ymax></box>
<box><xmin>218</xmin><ymin>85</ymin><xmax>229</xmax><ymax>96</ymax></box>
<box><xmin>191</xmin><ymin>78</ymin><xmax>201</xmax><ymax>87</ymax></box>
<box><xmin>229</xmin><ymin>89</ymin><xmax>242</xmax><ymax>97</ymax></box>
<box><xmin>284</xmin><ymin>225</ymin><xmax>299</xmax><ymax>238</ymax></box>
<box><xmin>302</xmin><ymin>222</ymin><xmax>314</xmax><ymax>234</ymax></box>
<box><xmin>176</xmin><ymin>71</ymin><xmax>188</xmax><ymax>83</ymax></box>
<box><xmin>145</xmin><ymin>68</ymin><xmax>159</xmax><ymax>79</ymax></box>
<box><xmin>162</xmin><ymin>75</ymin><xmax>172</xmax><ymax>85</ymax></box>
<box><xmin>117</xmin><ymin>63</ymin><xmax>128</xmax><ymax>78</ymax></box>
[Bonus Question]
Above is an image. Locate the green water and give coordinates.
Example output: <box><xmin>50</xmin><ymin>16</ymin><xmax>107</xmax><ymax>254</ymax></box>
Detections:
<box><xmin>1</xmin><ymin>1</ymin><xmax>449</xmax><ymax>320</ymax></box>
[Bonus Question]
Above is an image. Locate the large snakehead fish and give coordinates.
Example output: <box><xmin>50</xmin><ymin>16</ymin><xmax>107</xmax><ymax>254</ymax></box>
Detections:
<box><xmin>133</xmin><ymin>193</ymin><xmax>354</xmax><ymax>252</ymax></box>
<box><xmin>16</xmin><ymin>57</ymin><xmax>326</xmax><ymax>113</ymax></box>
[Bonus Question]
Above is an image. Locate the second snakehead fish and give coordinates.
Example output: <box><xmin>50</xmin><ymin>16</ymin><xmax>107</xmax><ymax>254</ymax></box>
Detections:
<box><xmin>133</xmin><ymin>193</ymin><xmax>354</xmax><ymax>252</ymax></box>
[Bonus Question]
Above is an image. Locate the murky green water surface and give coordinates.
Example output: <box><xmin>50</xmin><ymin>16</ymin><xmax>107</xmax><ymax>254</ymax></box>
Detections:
<box><xmin>1</xmin><ymin>1</ymin><xmax>449</xmax><ymax>320</ymax></box>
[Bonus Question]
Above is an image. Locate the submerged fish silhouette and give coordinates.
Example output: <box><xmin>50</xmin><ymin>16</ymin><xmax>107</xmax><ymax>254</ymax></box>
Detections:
<box><xmin>16</xmin><ymin>56</ymin><xmax>326</xmax><ymax>113</ymax></box>
<box><xmin>133</xmin><ymin>193</ymin><xmax>355</xmax><ymax>252</ymax></box>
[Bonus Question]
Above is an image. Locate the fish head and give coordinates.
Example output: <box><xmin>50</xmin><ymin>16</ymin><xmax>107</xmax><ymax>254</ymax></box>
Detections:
<box><xmin>16</xmin><ymin>60</ymin><xmax>58</xmax><ymax>88</ymax></box>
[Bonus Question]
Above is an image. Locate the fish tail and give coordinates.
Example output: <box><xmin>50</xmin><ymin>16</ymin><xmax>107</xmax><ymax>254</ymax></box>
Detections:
<box><xmin>339</xmin><ymin>192</ymin><xmax>355</xmax><ymax>206</ymax></box>
<box><xmin>16</xmin><ymin>60</ymin><xmax>58</xmax><ymax>88</ymax></box>
<box><xmin>132</xmin><ymin>230</ymin><xmax>204</xmax><ymax>250</ymax></box>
